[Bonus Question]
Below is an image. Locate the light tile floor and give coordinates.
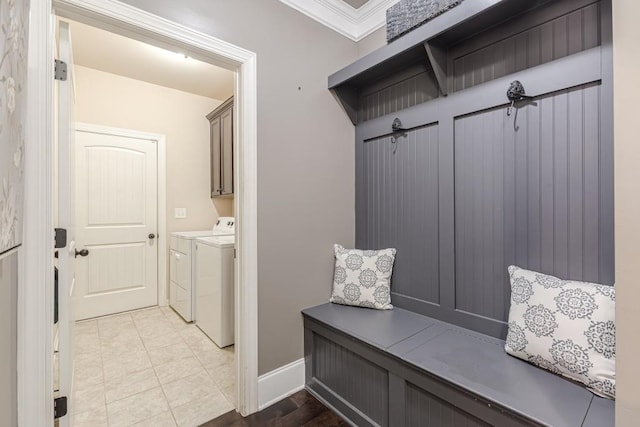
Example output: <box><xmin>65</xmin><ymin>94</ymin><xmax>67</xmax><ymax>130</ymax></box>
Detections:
<box><xmin>73</xmin><ymin>306</ymin><xmax>235</xmax><ymax>427</ymax></box>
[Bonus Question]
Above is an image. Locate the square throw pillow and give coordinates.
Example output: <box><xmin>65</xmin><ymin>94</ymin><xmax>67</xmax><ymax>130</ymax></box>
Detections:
<box><xmin>330</xmin><ymin>244</ymin><xmax>396</xmax><ymax>310</ymax></box>
<box><xmin>505</xmin><ymin>266</ymin><xmax>615</xmax><ymax>399</ymax></box>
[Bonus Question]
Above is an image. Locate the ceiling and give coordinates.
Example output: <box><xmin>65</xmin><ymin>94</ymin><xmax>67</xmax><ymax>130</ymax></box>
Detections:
<box><xmin>342</xmin><ymin>0</ymin><xmax>370</xmax><ymax>8</ymax></box>
<box><xmin>66</xmin><ymin>19</ymin><xmax>235</xmax><ymax>101</ymax></box>
<box><xmin>279</xmin><ymin>0</ymin><xmax>399</xmax><ymax>41</ymax></box>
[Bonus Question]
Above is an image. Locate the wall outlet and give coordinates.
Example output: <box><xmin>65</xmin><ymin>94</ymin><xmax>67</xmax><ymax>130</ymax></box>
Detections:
<box><xmin>174</xmin><ymin>208</ymin><xmax>187</xmax><ymax>219</ymax></box>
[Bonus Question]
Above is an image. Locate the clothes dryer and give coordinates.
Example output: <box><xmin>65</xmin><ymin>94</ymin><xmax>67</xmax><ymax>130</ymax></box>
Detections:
<box><xmin>194</xmin><ymin>234</ymin><xmax>235</xmax><ymax>347</ymax></box>
<box><xmin>169</xmin><ymin>217</ymin><xmax>234</xmax><ymax>321</ymax></box>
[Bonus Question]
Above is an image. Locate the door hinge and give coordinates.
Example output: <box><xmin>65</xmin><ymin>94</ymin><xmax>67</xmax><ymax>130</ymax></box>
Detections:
<box><xmin>54</xmin><ymin>228</ymin><xmax>67</xmax><ymax>249</ymax></box>
<box><xmin>54</xmin><ymin>396</ymin><xmax>68</xmax><ymax>419</ymax></box>
<box><xmin>234</xmin><ymin>248</ymin><xmax>237</xmax><ymax>259</ymax></box>
<box><xmin>54</xmin><ymin>59</ymin><xmax>68</xmax><ymax>81</ymax></box>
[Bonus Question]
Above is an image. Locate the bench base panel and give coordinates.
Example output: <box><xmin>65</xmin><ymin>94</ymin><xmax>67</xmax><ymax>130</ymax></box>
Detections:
<box><xmin>305</xmin><ymin>317</ymin><xmax>537</xmax><ymax>427</ymax></box>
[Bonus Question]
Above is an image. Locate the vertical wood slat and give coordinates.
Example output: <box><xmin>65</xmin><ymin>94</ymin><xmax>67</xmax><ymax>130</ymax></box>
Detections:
<box><xmin>454</xmin><ymin>83</ymin><xmax>605</xmax><ymax>322</ymax></box>
<box><xmin>452</xmin><ymin>3</ymin><xmax>601</xmax><ymax>92</ymax></box>
<box><xmin>359</xmin><ymin>124</ymin><xmax>440</xmax><ymax>304</ymax></box>
<box><xmin>358</xmin><ymin>70</ymin><xmax>440</xmax><ymax>123</ymax></box>
<box><xmin>313</xmin><ymin>335</ymin><xmax>389</xmax><ymax>426</ymax></box>
<box><xmin>405</xmin><ymin>383</ymin><xmax>490</xmax><ymax>427</ymax></box>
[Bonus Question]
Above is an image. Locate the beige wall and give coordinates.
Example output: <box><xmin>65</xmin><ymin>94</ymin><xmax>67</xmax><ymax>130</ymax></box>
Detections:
<box><xmin>74</xmin><ymin>65</ymin><xmax>233</xmax><ymax>295</ymax></box>
<box><xmin>358</xmin><ymin>27</ymin><xmax>386</xmax><ymax>58</ymax></box>
<box><xmin>118</xmin><ymin>0</ymin><xmax>358</xmax><ymax>374</ymax></box>
<box><xmin>613</xmin><ymin>1</ymin><xmax>640</xmax><ymax>425</ymax></box>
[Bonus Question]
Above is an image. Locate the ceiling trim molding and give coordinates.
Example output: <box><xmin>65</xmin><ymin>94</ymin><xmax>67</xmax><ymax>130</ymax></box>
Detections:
<box><xmin>280</xmin><ymin>0</ymin><xmax>399</xmax><ymax>41</ymax></box>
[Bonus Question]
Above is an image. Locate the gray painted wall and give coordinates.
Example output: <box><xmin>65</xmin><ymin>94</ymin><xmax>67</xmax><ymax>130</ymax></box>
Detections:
<box><xmin>117</xmin><ymin>0</ymin><xmax>360</xmax><ymax>374</ymax></box>
<box><xmin>0</xmin><ymin>250</ymin><xmax>18</xmax><ymax>427</ymax></box>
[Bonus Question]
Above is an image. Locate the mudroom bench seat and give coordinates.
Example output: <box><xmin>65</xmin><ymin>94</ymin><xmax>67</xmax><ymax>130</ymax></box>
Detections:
<box><xmin>302</xmin><ymin>303</ymin><xmax>614</xmax><ymax>427</ymax></box>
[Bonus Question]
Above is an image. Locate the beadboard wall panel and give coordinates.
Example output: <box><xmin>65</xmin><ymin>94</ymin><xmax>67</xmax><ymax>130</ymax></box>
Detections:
<box><xmin>358</xmin><ymin>68</ymin><xmax>440</xmax><ymax>123</ymax></box>
<box><xmin>312</xmin><ymin>334</ymin><xmax>389</xmax><ymax>426</ymax></box>
<box><xmin>357</xmin><ymin>124</ymin><xmax>441</xmax><ymax>305</ymax></box>
<box><xmin>406</xmin><ymin>383</ymin><xmax>491</xmax><ymax>427</ymax></box>
<box><xmin>454</xmin><ymin>82</ymin><xmax>607</xmax><ymax>322</ymax></box>
<box><xmin>451</xmin><ymin>2</ymin><xmax>601</xmax><ymax>93</ymax></box>
<box><xmin>352</xmin><ymin>0</ymin><xmax>612</xmax><ymax>337</ymax></box>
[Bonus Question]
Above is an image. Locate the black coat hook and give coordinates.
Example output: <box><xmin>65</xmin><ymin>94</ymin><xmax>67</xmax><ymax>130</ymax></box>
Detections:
<box><xmin>506</xmin><ymin>80</ymin><xmax>533</xmax><ymax>116</ymax></box>
<box><xmin>392</xmin><ymin>118</ymin><xmax>407</xmax><ymax>133</ymax></box>
<box><xmin>390</xmin><ymin>118</ymin><xmax>408</xmax><ymax>151</ymax></box>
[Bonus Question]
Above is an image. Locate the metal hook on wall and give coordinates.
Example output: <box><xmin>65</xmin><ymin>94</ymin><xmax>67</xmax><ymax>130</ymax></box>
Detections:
<box><xmin>506</xmin><ymin>80</ymin><xmax>533</xmax><ymax>116</ymax></box>
<box><xmin>390</xmin><ymin>118</ymin><xmax>408</xmax><ymax>153</ymax></box>
<box><xmin>392</xmin><ymin>117</ymin><xmax>407</xmax><ymax>133</ymax></box>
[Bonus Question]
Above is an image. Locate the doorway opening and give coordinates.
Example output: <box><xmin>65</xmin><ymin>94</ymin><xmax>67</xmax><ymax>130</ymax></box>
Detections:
<box><xmin>22</xmin><ymin>1</ymin><xmax>258</xmax><ymax>426</ymax></box>
<box><xmin>60</xmin><ymin>16</ymin><xmax>239</xmax><ymax>426</ymax></box>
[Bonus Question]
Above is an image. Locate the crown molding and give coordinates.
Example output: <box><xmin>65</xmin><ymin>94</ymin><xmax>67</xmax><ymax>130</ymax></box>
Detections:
<box><xmin>280</xmin><ymin>0</ymin><xmax>399</xmax><ymax>41</ymax></box>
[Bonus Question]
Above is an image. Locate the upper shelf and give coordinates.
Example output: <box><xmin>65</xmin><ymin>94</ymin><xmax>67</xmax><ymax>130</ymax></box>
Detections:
<box><xmin>328</xmin><ymin>0</ymin><xmax>553</xmax><ymax>123</ymax></box>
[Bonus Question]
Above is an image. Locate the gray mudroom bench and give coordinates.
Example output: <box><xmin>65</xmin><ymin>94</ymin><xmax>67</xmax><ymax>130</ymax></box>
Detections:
<box><xmin>303</xmin><ymin>303</ymin><xmax>614</xmax><ymax>427</ymax></box>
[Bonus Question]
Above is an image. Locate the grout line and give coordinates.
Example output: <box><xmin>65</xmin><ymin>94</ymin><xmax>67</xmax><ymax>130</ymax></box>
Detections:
<box><xmin>78</xmin><ymin>307</ymin><xmax>235</xmax><ymax>426</ymax></box>
<box><xmin>108</xmin><ymin>308</ymin><xmax>169</xmax><ymax>425</ymax></box>
<box><xmin>164</xmin><ymin>308</ymin><xmax>237</xmax><ymax>410</ymax></box>
<box><xmin>158</xmin><ymin>306</ymin><xmax>186</xmax><ymax>426</ymax></box>
<box><xmin>101</xmin><ymin>312</ymin><xmax>137</xmax><ymax>425</ymax></box>
<box><xmin>97</xmin><ymin>321</ymin><xmax>110</xmax><ymax>426</ymax></box>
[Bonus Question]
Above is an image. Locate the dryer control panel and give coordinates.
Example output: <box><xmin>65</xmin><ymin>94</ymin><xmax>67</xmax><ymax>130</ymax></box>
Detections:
<box><xmin>212</xmin><ymin>217</ymin><xmax>235</xmax><ymax>235</ymax></box>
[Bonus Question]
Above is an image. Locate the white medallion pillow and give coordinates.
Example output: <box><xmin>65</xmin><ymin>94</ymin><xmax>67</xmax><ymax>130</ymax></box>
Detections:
<box><xmin>330</xmin><ymin>244</ymin><xmax>396</xmax><ymax>310</ymax></box>
<box><xmin>505</xmin><ymin>266</ymin><xmax>615</xmax><ymax>399</ymax></box>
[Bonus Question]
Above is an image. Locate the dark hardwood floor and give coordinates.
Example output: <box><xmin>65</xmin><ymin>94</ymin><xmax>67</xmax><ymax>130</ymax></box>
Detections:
<box><xmin>200</xmin><ymin>390</ymin><xmax>349</xmax><ymax>426</ymax></box>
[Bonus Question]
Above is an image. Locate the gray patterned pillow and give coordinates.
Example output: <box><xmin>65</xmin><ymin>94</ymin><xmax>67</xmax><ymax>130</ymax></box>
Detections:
<box><xmin>330</xmin><ymin>244</ymin><xmax>396</xmax><ymax>310</ymax></box>
<box><xmin>505</xmin><ymin>266</ymin><xmax>615</xmax><ymax>399</ymax></box>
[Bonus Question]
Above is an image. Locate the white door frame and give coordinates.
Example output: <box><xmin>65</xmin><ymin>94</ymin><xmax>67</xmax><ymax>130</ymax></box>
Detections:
<box><xmin>22</xmin><ymin>0</ymin><xmax>259</xmax><ymax>425</ymax></box>
<box><xmin>75</xmin><ymin>123</ymin><xmax>168</xmax><ymax>308</ymax></box>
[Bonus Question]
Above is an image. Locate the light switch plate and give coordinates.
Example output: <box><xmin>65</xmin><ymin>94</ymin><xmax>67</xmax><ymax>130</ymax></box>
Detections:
<box><xmin>174</xmin><ymin>208</ymin><xmax>187</xmax><ymax>219</ymax></box>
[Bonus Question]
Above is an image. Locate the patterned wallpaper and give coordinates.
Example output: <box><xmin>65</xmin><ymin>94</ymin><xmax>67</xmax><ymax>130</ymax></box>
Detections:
<box><xmin>0</xmin><ymin>0</ymin><xmax>29</xmax><ymax>253</ymax></box>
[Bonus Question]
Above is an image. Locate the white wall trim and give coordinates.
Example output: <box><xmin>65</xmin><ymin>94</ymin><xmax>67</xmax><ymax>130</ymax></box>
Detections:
<box><xmin>74</xmin><ymin>123</ymin><xmax>168</xmax><ymax>307</ymax></box>
<box><xmin>157</xmin><ymin>130</ymin><xmax>167</xmax><ymax>307</ymax></box>
<box><xmin>257</xmin><ymin>358</ymin><xmax>306</xmax><ymax>410</ymax></box>
<box><xmin>22</xmin><ymin>0</ymin><xmax>260</xmax><ymax>424</ymax></box>
<box><xmin>20</xmin><ymin>1</ymin><xmax>55</xmax><ymax>426</ymax></box>
<box><xmin>279</xmin><ymin>0</ymin><xmax>399</xmax><ymax>41</ymax></box>
<box><xmin>233</xmin><ymin>51</ymin><xmax>259</xmax><ymax>416</ymax></box>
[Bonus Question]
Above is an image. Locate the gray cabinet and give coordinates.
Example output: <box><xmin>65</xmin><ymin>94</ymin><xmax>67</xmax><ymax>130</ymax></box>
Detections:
<box><xmin>207</xmin><ymin>97</ymin><xmax>233</xmax><ymax>197</ymax></box>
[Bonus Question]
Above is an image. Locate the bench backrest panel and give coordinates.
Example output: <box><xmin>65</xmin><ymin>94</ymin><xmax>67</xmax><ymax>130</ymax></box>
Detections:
<box><xmin>355</xmin><ymin>0</ymin><xmax>614</xmax><ymax>339</ymax></box>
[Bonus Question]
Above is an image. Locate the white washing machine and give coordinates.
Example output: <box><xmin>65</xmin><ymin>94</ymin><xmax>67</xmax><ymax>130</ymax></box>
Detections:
<box><xmin>169</xmin><ymin>217</ymin><xmax>234</xmax><ymax>322</ymax></box>
<box><xmin>195</xmin><ymin>234</ymin><xmax>235</xmax><ymax>348</ymax></box>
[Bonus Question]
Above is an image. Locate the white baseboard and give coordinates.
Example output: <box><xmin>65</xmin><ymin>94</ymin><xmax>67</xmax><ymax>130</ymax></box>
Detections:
<box><xmin>257</xmin><ymin>358</ymin><xmax>305</xmax><ymax>410</ymax></box>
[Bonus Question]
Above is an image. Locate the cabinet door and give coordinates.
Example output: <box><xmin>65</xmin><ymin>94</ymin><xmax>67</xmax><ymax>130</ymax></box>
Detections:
<box><xmin>221</xmin><ymin>106</ymin><xmax>234</xmax><ymax>195</ymax></box>
<box><xmin>210</xmin><ymin>115</ymin><xmax>221</xmax><ymax>197</ymax></box>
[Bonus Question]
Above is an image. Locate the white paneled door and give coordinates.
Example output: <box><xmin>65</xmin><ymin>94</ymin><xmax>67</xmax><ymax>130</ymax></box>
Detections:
<box><xmin>56</xmin><ymin>21</ymin><xmax>76</xmax><ymax>427</ymax></box>
<box><xmin>74</xmin><ymin>128</ymin><xmax>158</xmax><ymax>320</ymax></box>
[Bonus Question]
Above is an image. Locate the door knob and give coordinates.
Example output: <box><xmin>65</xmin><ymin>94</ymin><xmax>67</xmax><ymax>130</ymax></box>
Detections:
<box><xmin>75</xmin><ymin>248</ymin><xmax>89</xmax><ymax>258</ymax></box>
<box><xmin>149</xmin><ymin>233</ymin><xmax>156</xmax><ymax>240</ymax></box>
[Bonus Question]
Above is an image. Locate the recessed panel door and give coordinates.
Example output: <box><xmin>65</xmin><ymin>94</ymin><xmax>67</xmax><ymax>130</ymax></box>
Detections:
<box><xmin>221</xmin><ymin>107</ymin><xmax>233</xmax><ymax>195</ymax></box>
<box><xmin>211</xmin><ymin>116</ymin><xmax>221</xmax><ymax>196</ymax></box>
<box><xmin>74</xmin><ymin>129</ymin><xmax>158</xmax><ymax>320</ymax></box>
